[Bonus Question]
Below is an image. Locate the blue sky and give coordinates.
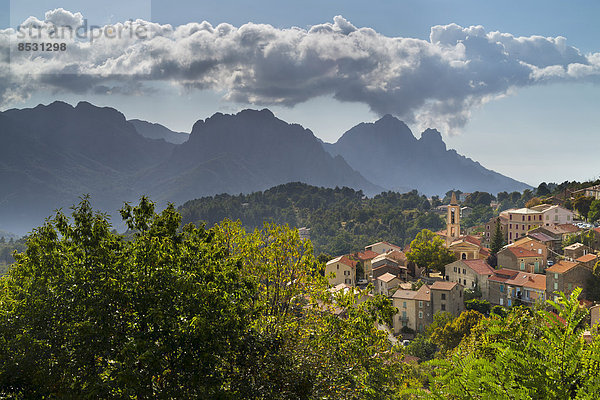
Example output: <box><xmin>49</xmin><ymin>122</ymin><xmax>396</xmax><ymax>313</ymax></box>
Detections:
<box><xmin>2</xmin><ymin>0</ymin><xmax>600</xmax><ymax>186</ymax></box>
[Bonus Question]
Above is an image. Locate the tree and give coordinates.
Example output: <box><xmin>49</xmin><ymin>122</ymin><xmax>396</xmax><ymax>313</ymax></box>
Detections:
<box><xmin>407</xmin><ymin>229</ymin><xmax>456</xmax><ymax>275</ymax></box>
<box><xmin>426</xmin><ymin>289</ymin><xmax>600</xmax><ymax>398</ymax></box>
<box><xmin>489</xmin><ymin>217</ymin><xmax>505</xmax><ymax>257</ymax></box>
<box><xmin>430</xmin><ymin>310</ymin><xmax>483</xmax><ymax>354</ymax></box>
<box><xmin>0</xmin><ymin>198</ymin><xmax>412</xmax><ymax>398</ymax></box>
<box><xmin>0</xmin><ymin>197</ymin><xmax>256</xmax><ymax>398</ymax></box>
<box><xmin>574</xmin><ymin>195</ymin><xmax>594</xmax><ymax>220</ymax></box>
<box><xmin>536</xmin><ymin>182</ymin><xmax>551</xmax><ymax>197</ymax></box>
<box><xmin>525</xmin><ymin>197</ymin><xmax>542</xmax><ymax>208</ymax></box>
<box><xmin>588</xmin><ymin>199</ymin><xmax>600</xmax><ymax>223</ymax></box>
<box><xmin>465</xmin><ymin>299</ymin><xmax>491</xmax><ymax>315</ymax></box>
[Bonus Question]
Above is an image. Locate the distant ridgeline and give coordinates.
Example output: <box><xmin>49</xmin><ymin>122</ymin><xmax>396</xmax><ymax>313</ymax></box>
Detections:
<box><xmin>178</xmin><ymin>182</ymin><xmax>444</xmax><ymax>256</ymax></box>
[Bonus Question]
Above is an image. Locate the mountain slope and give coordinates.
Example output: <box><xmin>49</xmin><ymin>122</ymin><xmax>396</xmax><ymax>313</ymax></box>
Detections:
<box><xmin>129</xmin><ymin>119</ymin><xmax>190</xmax><ymax>144</ymax></box>
<box><xmin>139</xmin><ymin>109</ymin><xmax>382</xmax><ymax>204</ymax></box>
<box><xmin>0</xmin><ymin>103</ymin><xmax>381</xmax><ymax>234</ymax></box>
<box><xmin>0</xmin><ymin>101</ymin><xmax>176</xmax><ymax>234</ymax></box>
<box><xmin>324</xmin><ymin>115</ymin><xmax>531</xmax><ymax>195</ymax></box>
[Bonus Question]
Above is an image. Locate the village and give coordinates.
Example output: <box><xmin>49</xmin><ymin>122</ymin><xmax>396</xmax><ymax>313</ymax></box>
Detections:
<box><xmin>324</xmin><ymin>185</ymin><xmax>600</xmax><ymax>339</ymax></box>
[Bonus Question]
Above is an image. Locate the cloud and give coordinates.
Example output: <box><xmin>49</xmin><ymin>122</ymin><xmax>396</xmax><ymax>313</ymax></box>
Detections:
<box><xmin>2</xmin><ymin>11</ymin><xmax>600</xmax><ymax>132</ymax></box>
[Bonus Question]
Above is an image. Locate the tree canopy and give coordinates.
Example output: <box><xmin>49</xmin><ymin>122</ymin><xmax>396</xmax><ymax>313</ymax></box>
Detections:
<box><xmin>406</xmin><ymin>229</ymin><xmax>456</xmax><ymax>274</ymax></box>
<box><xmin>0</xmin><ymin>197</ymin><xmax>411</xmax><ymax>399</ymax></box>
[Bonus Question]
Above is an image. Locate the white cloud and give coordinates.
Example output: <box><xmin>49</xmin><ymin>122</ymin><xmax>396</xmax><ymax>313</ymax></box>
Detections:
<box><xmin>2</xmin><ymin>11</ymin><xmax>600</xmax><ymax>133</ymax></box>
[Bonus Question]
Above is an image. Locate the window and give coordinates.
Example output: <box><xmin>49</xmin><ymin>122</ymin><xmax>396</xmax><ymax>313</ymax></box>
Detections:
<box><xmin>520</xmin><ymin>261</ymin><xmax>525</xmax><ymax>271</ymax></box>
<box><xmin>441</xmin><ymin>293</ymin><xmax>446</xmax><ymax>300</ymax></box>
<box><xmin>453</xmin><ymin>267</ymin><xmax>457</xmax><ymax>272</ymax></box>
<box><xmin>510</xmin><ymin>215</ymin><xmax>512</xmax><ymax>220</ymax></box>
<box><xmin>463</xmin><ymin>269</ymin><xmax>466</xmax><ymax>274</ymax></box>
<box><xmin>463</xmin><ymin>279</ymin><xmax>467</xmax><ymax>285</ymax></box>
<box><xmin>419</xmin><ymin>301</ymin><xmax>423</xmax><ymax>308</ymax></box>
<box><xmin>461</xmin><ymin>253</ymin><xmax>467</xmax><ymax>260</ymax></box>
<box><xmin>528</xmin><ymin>216</ymin><xmax>531</xmax><ymax>221</ymax></box>
<box><xmin>441</xmin><ymin>304</ymin><xmax>446</xmax><ymax>311</ymax></box>
<box><xmin>500</xmin><ymin>298</ymin><xmax>504</xmax><ymax>306</ymax></box>
<box><xmin>509</xmin><ymin>224</ymin><xmax>512</xmax><ymax>229</ymax></box>
<box><xmin>419</xmin><ymin>311</ymin><xmax>423</xmax><ymax>319</ymax></box>
<box><xmin>554</xmin><ymin>282</ymin><xmax>558</xmax><ymax>290</ymax></box>
<box><xmin>554</xmin><ymin>273</ymin><xmax>558</xmax><ymax>279</ymax></box>
<box><xmin>500</xmin><ymin>284</ymin><xmax>504</xmax><ymax>293</ymax></box>
<box><xmin>522</xmin><ymin>225</ymin><xmax>525</xmax><ymax>230</ymax></box>
<box><xmin>403</xmin><ymin>301</ymin><xmax>407</xmax><ymax>308</ymax></box>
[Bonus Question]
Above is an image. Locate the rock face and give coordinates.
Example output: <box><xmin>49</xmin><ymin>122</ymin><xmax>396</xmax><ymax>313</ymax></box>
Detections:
<box><xmin>0</xmin><ymin>103</ymin><xmax>380</xmax><ymax>234</ymax></box>
<box><xmin>323</xmin><ymin>115</ymin><xmax>531</xmax><ymax>196</ymax></box>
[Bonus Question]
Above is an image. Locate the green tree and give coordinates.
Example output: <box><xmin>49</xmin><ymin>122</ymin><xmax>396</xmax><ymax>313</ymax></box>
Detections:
<box><xmin>407</xmin><ymin>229</ymin><xmax>456</xmax><ymax>275</ymax></box>
<box><xmin>489</xmin><ymin>217</ymin><xmax>505</xmax><ymax>257</ymax></box>
<box><xmin>588</xmin><ymin>199</ymin><xmax>600</xmax><ymax>223</ymax></box>
<box><xmin>429</xmin><ymin>310</ymin><xmax>483</xmax><ymax>354</ymax></box>
<box><xmin>464</xmin><ymin>299</ymin><xmax>491</xmax><ymax>315</ymax></box>
<box><xmin>425</xmin><ymin>288</ymin><xmax>600</xmax><ymax>398</ymax></box>
<box><xmin>574</xmin><ymin>195</ymin><xmax>594</xmax><ymax>220</ymax></box>
<box><xmin>0</xmin><ymin>197</ymin><xmax>256</xmax><ymax>398</ymax></box>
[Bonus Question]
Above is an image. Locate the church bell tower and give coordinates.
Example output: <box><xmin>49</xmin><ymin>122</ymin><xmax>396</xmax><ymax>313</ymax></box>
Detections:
<box><xmin>446</xmin><ymin>192</ymin><xmax>461</xmax><ymax>243</ymax></box>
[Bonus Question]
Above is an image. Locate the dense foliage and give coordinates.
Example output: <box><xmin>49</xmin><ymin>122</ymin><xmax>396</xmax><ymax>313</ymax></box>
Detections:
<box><xmin>179</xmin><ymin>182</ymin><xmax>444</xmax><ymax>255</ymax></box>
<box><xmin>0</xmin><ymin>197</ymin><xmax>411</xmax><ymax>399</ymax></box>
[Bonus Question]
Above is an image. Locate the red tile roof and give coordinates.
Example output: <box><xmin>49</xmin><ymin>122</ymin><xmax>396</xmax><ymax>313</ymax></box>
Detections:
<box><xmin>528</xmin><ymin>232</ymin><xmax>556</xmax><ymax>242</ymax></box>
<box><xmin>430</xmin><ymin>281</ymin><xmax>459</xmax><ymax>291</ymax></box>
<box><xmin>546</xmin><ymin>260</ymin><xmax>579</xmax><ymax>274</ymax></box>
<box><xmin>505</xmin><ymin>272</ymin><xmax>546</xmax><ymax>291</ymax></box>
<box><xmin>327</xmin><ymin>255</ymin><xmax>358</xmax><ymax>268</ymax></box>
<box><xmin>464</xmin><ymin>235</ymin><xmax>482</xmax><ymax>246</ymax></box>
<box><xmin>506</xmin><ymin>246</ymin><xmax>541</xmax><ymax>258</ymax></box>
<box><xmin>355</xmin><ymin>250</ymin><xmax>379</xmax><ymax>261</ymax></box>
<box><xmin>488</xmin><ymin>268</ymin><xmax>520</xmax><ymax>283</ymax></box>
<box><xmin>462</xmin><ymin>259</ymin><xmax>495</xmax><ymax>275</ymax></box>
<box><xmin>576</xmin><ymin>254</ymin><xmax>598</xmax><ymax>263</ymax></box>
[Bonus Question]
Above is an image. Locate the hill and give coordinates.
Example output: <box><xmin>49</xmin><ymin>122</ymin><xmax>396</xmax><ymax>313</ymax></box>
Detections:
<box><xmin>178</xmin><ymin>182</ymin><xmax>444</xmax><ymax>255</ymax></box>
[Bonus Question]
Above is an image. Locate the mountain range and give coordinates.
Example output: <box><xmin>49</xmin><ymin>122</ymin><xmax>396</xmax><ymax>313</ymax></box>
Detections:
<box><xmin>0</xmin><ymin>101</ymin><xmax>529</xmax><ymax>234</ymax></box>
<box><xmin>322</xmin><ymin>115</ymin><xmax>530</xmax><ymax>195</ymax></box>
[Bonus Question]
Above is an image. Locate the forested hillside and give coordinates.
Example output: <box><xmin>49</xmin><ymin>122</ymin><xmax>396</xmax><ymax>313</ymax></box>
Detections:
<box><xmin>179</xmin><ymin>182</ymin><xmax>444</xmax><ymax>255</ymax></box>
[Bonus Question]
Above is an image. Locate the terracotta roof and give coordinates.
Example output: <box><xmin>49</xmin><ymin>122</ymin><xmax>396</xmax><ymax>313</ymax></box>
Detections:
<box><xmin>594</xmin><ymin>227</ymin><xmax>600</xmax><ymax>235</ymax></box>
<box><xmin>546</xmin><ymin>260</ymin><xmax>580</xmax><ymax>274</ymax></box>
<box><xmin>528</xmin><ymin>232</ymin><xmax>556</xmax><ymax>242</ymax></box>
<box><xmin>464</xmin><ymin>235</ymin><xmax>482</xmax><ymax>246</ymax></box>
<box><xmin>372</xmin><ymin>253</ymin><xmax>399</xmax><ymax>265</ymax></box>
<box><xmin>556</xmin><ymin>224</ymin><xmax>581</xmax><ymax>233</ymax></box>
<box><xmin>505</xmin><ymin>246</ymin><xmax>541</xmax><ymax>258</ymax></box>
<box><xmin>505</xmin><ymin>272</ymin><xmax>546</xmax><ymax>291</ymax></box>
<box><xmin>378</xmin><ymin>272</ymin><xmax>399</xmax><ymax>283</ymax></box>
<box><xmin>576</xmin><ymin>254</ymin><xmax>597</xmax><ymax>263</ymax></box>
<box><xmin>489</xmin><ymin>268</ymin><xmax>520</xmax><ymax>283</ymax></box>
<box><xmin>430</xmin><ymin>281</ymin><xmax>458</xmax><ymax>291</ymax></box>
<box><xmin>386</xmin><ymin>250</ymin><xmax>407</xmax><ymax>262</ymax></box>
<box><xmin>414</xmin><ymin>284</ymin><xmax>431</xmax><ymax>301</ymax></box>
<box><xmin>326</xmin><ymin>255</ymin><xmax>357</xmax><ymax>268</ymax></box>
<box><xmin>355</xmin><ymin>250</ymin><xmax>379</xmax><ymax>261</ymax></box>
<box><xmin>462</xmin><ymin>259</ymin><xmax>495</xmax><ymax>275</ymax></box>
<box><xmin>392</xmin><ymin>289</ymin><xmax>419</xmax><ymax>300</ymax></box>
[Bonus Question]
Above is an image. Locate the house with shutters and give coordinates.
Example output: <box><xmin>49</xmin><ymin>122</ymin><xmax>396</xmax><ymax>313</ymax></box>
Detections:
<box><xmin>497</xmin><ymin>246</ymin><xmax>545</xmax><ymax>274</ymax></box>
<box><xmin>325</xmin><ymin>255</ymin><xmax>358</xmax><ymax>287</ymax></box>
<box><xmin>546</xmin><ymin>260</ymin><xmax>593</xmax><ymax>301</ymax></box>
